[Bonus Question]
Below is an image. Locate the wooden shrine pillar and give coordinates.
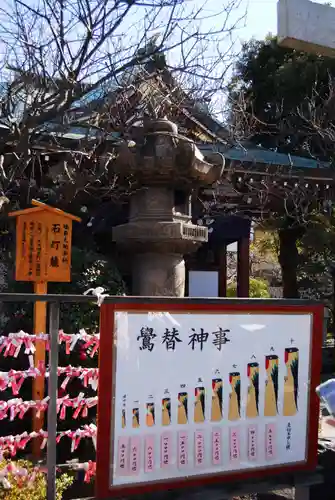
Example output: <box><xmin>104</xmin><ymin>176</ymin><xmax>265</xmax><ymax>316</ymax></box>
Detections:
<box><xmin>218</xmin><ymin>245</ymin><xmax>227</xmax><ymax>297</ymax></box>
<box><xmin>237</xmin><ymin>236</ymin><xmax>250</xmax><ymax>297</ymax></box>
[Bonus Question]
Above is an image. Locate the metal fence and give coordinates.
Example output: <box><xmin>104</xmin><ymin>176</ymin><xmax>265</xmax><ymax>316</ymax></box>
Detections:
<box><xmin>0</xmin><ymin>292</ymin><xmax>103</xmax><ymax>500</ymax></box>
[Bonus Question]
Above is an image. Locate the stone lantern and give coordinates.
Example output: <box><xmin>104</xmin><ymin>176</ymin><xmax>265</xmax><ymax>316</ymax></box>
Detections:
<box><xmin>112</xmin><ymin>118</ymin><xmax>224</xmax><ymax>296</ymax></box>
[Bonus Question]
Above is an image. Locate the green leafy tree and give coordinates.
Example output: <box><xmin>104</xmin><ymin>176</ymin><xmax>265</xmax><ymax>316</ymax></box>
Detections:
<box><xmin>250</xmin><ymin>230</ymin><xmax>281</xmax><ymax>286</ymax></box>
<box><xmin>297</xmin><ymin>211</ymin><xmax>335</xmax><ymax>301</ymax></box>
<box><xmin>228</xmin><ymin>36</ymin><xmax>335</xmax><ymax>297</ymax></box>
<box><xmin>227</xmin><ymin>278</ymin><xmax>270</xmax><ymax>298</ymax></box>
<box><xmin>228</xmin><ymin>35</ymin><xmax>335</xmax><ymax>160</ymax></box>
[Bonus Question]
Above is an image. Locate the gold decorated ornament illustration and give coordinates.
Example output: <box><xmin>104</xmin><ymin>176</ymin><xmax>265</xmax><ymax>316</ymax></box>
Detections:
<box><xmin>228</xmin><ymin>372</ymin><xmax>241</xmax><ymax>421</ymax></box>
<box><xmin>264</xmin><ymin>355</ymin><xmax>279</xmax><ymax>417</ymax></box>
<box><xmin>211</xmin><ymin>378</ymin><xmax>223</xmax><ymax>421</ymax></box>
<box><xmin>178</xmin><ymin>392</ymin><xmax>188</xmax><ymax>424</ymax></box>
<box><xmin>162</xmin><ymin>397</ymin><xmax>171</xmax><ymax>426</ymax></box>
<box><xmin>132</xmin><ymin>407</ymin><xmax>140</xmax><ymax>428</ymax></box>
<box><xmin>283</xmin><ymin>348</ymin><xmax>299</xmax><ymax>416</ymax></box>
<box><xmin>246</xmin><ymin>363</ymin><xmax>259</xmax><ymax>418</ymax></box>
<box><xmin>194</xmin><ymin>387</ymin><xmax>205</xmax><ymax>423</ymax></box>
<box><xmin>146</xmin><ymin>402</ymin><xmax>155</xmax><ymax>427</ymax></box>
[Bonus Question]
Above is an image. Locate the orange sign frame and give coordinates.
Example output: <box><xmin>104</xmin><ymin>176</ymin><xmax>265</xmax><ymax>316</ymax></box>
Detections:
<box><xmin>9</xmin><ymin>199</ymin><xmax>81</xmax><ymax>283</ymax></box>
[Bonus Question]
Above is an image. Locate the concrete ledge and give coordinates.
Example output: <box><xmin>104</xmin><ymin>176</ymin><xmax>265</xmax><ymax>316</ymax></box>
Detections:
<box><xmin>277</xmin><ymin>0</ymin><xmax>335</xmax><ymax>57</ymax></box>
<box><xmin>76</xmin><ymin>469</ymin><xmax>323</xmax><ymax>500</ymax></box>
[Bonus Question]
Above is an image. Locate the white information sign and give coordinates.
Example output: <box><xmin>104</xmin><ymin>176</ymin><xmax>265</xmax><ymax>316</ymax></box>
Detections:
<box><xmin>188</xmin><ymin>271</ymin><xmax>219</xmax><ymax>298</ymax></box>
<box><xmin>111</xmin><ymin>311</ymin><xmax>312</xmax><ymax>486</ymax></box>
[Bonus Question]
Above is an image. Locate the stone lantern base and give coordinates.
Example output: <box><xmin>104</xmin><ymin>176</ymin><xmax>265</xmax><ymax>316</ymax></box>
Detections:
<box><xmin>132</xmin><ymin>253</ymin><xmax>186</xmax><ymax>296</ymax></box>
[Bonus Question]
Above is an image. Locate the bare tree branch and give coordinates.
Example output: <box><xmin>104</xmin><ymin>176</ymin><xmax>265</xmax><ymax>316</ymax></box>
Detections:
<box><xmin>0</xmin><ymin>0</ymin><xmax>245</xmax><ymax>202</ymax></box>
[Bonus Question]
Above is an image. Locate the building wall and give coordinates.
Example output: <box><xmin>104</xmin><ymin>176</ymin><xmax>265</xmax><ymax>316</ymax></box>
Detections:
<box><xmin>278</xmin><ymin>0</ymin><xmax>335</xmax><ymax>57</ymax></box>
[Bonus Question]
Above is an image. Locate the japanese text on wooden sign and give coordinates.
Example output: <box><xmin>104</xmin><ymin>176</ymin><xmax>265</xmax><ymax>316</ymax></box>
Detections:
<box><xmin>9</xmin><ymin>200</ymin><xmax>81</xmax><ymax>282</ymax></box>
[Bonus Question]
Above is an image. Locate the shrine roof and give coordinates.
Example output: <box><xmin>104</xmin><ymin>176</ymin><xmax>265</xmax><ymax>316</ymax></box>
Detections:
<box><xmin>198</xmin><ymin>143</ymin><xmax>330</xmax><ymax>170</ymax></box>
<box><xmin>1</xmin><ymin>62</ymin><xmax>333</xmax><ymax>175</ymax></box>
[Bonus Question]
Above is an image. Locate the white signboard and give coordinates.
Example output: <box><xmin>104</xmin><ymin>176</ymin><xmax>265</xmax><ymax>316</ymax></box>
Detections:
<box><xmin>188</xmin><ymin>271</ymin><xmax>219</xmax><ymax>297</ymax></box>
<box><xmin>110</xmin><ymin>311</ymin><xmax>312</xmax><ymax>486</ymax></box>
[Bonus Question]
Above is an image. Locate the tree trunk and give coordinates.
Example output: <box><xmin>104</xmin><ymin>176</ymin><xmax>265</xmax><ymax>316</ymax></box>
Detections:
<box><xmin>278</xmin><ymin>226</ymin><xmax>302</xmax><ymax>298</ymax></box>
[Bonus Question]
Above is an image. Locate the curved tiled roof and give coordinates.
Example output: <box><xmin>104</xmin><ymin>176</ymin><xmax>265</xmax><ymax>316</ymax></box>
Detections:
<box><xmin>198</xmin><ymin>143</ymin><xmax>330</xmax><ymax>170</ymax></box>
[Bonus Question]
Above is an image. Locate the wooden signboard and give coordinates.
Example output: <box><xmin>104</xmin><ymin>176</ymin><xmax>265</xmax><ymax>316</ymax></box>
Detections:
<box><xmin>10</xmin><ymin>199</ymin><xmax>81</xmax><ymax>283</ymax></box>
<box><xmin>9</xmin><ymin>200</ymin><xmax>81</xmax><ymax>456</ymax></box>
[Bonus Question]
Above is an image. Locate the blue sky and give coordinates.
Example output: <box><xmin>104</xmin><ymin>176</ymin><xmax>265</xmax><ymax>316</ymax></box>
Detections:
<box><xmin>240</xmin><ymin>0</ymin><xmax>277</xmax><ymax>41</ymax></box>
